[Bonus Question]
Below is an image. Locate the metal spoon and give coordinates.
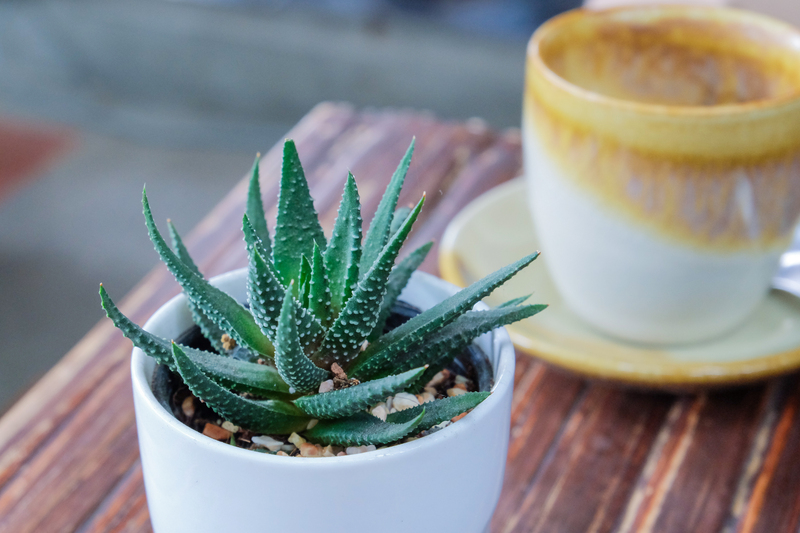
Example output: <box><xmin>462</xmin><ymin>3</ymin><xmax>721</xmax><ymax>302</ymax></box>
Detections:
<box><xmin>773</xmin><ymin>248</ymin><xmax>800</xmax><ymax>298</ymax></box>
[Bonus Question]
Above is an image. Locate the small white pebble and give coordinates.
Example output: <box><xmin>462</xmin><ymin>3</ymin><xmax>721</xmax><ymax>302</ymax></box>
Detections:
<box><xmin>385</xmin><ymin>397</ymin><xmax>393</xmax><ymax>411</ymax></box>
<box><xmin>371</xmin><ymin>404</ymin><xmax>388</xmax><ymax>421</ymax></box>
<box><xmin>299</xmin><ymin>443</ymin><xmax>322</xmax><ymax>457</ymax></box>
<box><xmin>427</xmin><ymin>371</ymin><xmax>448</xmax><ymax>387</ymax></box>
<box><xmin>433</xmin><ymin>421</ymin><xmax>451</xmax><ymax>430</ymax></box>
<box><xmin>306</xmin><ymin>419</ymin><xmax>319</xmax><ymax>430</ymax></box>
<box><xmin>288</xmin><ymin>387</ymin><xmax>296</xmax><ymax>394</ymax></box>
<box><xmin>181</xmin><ymin>396</ymin><xmax>195</xmax><ymax>417</ymax></box>
<box><xmin>420</xmin><ymin>392</ymin><xmax>436</xmax><ymax>404</ymax></box>
<box><xmin>318</xmin><ymin>379</ymin><xmax>334</xmax><ymax>393</ymax></box>
<box><xmin>322</xmin><ymin>445</ymin><xmax>336</xmax><ymax>457</ymax></box>
<box><xmin>447</xmin><ymin>387</ymin><xmax>468</xmax><ymax>397</ymax></box>
<box><xmin>393</xmin><ymin>392</ymin><xmax>420</xmax><ymax>411</ymax></box>
<box><xmin>424</xmin><ymin>386</ymin><xmax>437</xmax><ymax>395</ymax></box>
<box><xmin>221</xmin><ymin>421</ymin><xmax>239</xmax><ymax>433</ymax></box>
<box><xmin>389</xmin><ymin>408</ymin><xmax>398</xmax><ymax>414</ymax></box>
<box><xmin>345</xmin><ymin>444</ymin><xmax>376</xmax><ymax>455</ymax></box>
<box><xmin>288</xmin><ymin>432</ymin><xmax>306</xmax><ymax>446</ymax></box>
<box><xmin>455</xmin><ymin>375</ymin><xmax>470</xmax><ymax>385</ymax></box>
<box><xmin>251</xmin><ymin>435</ymin><xmax>284</xmax><ymax>452</ymax></box>
<box><xmin>281</xmin><ymin>444</ymin><xmax>296</xmax><ymax>453</ymax></box>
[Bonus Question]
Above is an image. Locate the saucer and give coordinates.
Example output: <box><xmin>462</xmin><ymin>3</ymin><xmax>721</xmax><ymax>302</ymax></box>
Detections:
<box><xmin>439</xmin><ymin>178</ymin><xmax>800</xmax><ymax>390</ymax></box>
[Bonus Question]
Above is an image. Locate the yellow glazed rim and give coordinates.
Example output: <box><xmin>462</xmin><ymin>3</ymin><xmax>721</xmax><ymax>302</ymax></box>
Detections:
<box><xmin>439</xmin><ymin>179</ymin><xmax>800</xmax><ymax>391</ymax></box>
<box><xmin>528</xmin><ymin>5</ymin><xmax>800</xmax><ymax>117</ymax></box>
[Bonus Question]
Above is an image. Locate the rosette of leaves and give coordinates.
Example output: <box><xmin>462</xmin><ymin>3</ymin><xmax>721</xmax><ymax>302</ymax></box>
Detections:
<box><xmin>100</xmin><ymin>139</ymin><xmax>545</xmax><ymax>447</ymax></box>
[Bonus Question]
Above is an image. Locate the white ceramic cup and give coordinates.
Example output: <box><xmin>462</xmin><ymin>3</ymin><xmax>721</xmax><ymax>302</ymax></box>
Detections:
<box><xmin>524</xmin><ymin>6</ymin><xmax>800</xmax><ymax>345</ymax></box>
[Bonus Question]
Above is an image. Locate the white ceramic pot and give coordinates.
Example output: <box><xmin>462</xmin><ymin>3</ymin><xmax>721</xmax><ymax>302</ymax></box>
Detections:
<box><xmin>131</xmin><ymin>269</ymin><xmax>515</xmax><ymax>533</ymax></box>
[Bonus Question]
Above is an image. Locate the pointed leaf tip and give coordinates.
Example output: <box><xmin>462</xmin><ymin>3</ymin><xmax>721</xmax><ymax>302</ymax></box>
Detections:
<box><xmin>359</xmin><ymin>140</ymin><xmax>416</xmax><ymax>279</ymax></box>
<box><xmin>142</xmin><ymin>187</ymin><xmax>274</xmax><ymax>357</ymax></box>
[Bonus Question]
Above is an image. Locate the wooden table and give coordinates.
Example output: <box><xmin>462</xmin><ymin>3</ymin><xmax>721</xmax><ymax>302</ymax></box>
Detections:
<box><xmin>1</xmin><ymin>103</ymin><xmax>799</xmax><ymax>533</ymax></box>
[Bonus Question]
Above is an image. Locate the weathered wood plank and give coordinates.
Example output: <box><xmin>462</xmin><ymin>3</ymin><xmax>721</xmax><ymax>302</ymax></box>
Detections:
<box><xmin>409</xmin><ymin>128</ymin><xmax>523</xmax><ymax>274</ymax></box>
<box><xmin>746</xmin><ymin>377</ymin><xmax>800</xmax><ymax>533</ymax></box>
<box><xmin>500</xmin><ymin>385</ymin><xmax>673</xmax><ymax>533</ymax></box>
<box><xmin>490</xmin><ymin>364</ymin><xmax>586</xmax><ymax>533</ymax></box>
<box><xmin>76</xmin><ymin>462</ymin><xmax>149</xmax><ymax>533</ymax></box>
<box><xmin>0</xmin><ymin>359</ymin><xmax>138</xmax><ymax>533</ymax></box>
<box><xmin>648</xmin><ymin>388</ymin><xmax>767</xmax><ymax>533</ymax></box>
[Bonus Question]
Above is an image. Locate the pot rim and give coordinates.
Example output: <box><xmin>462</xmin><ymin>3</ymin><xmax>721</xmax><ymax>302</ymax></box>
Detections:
<box><xmin>131</xmin><ymin>268</ymin><xmax>515</xmax><ymax>467</ymax></box>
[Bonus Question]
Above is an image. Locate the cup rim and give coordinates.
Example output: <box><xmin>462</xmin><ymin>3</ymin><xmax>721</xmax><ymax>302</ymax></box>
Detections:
<box><xmin>528</xmin><ymin>5</ymin><xmax>800</xmax><ymax>117</ymax></box>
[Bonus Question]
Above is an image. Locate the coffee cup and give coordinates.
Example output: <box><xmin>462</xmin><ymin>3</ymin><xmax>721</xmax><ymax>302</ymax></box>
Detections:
<box><xmin>523</xmin><ymin>6</ymin><xmax>800</xmax><ymax>344</ymax></box>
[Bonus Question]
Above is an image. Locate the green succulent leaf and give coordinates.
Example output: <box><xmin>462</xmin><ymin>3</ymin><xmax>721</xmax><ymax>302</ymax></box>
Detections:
<box><xmin>244</xmin><ymin>214</ymin><xmax>324</xmax><ymax>352</ymax></box>
<box><xmin>297</xmin><ymin>255</ymin><xmax>312</xmax><ymax>306</ymax></box>
<box><xmin>192</xmin><ymin>353</ymin><xmax>292</xmax><ymax>398</ymax></box>
<box><xmin>392</xmin><ymin>304</ymin><xmax>548</xmax><ymax>379</ymax></box>
<box><xmin>315</xmin><ymin>195</ymin><xmax>424</xmax><ymax>366</ymax></box>
<box><xmin>274</xmin><ymin>284</ymin><xmax>329</xmax><ymax>393</ymax></box>
<box><xmin>242</xmin><ymin>213</ymin><xmax>272</xmax><ymax>263</ymax></box>
<box><xmin>246</xmin><ymin>154</ymin><xmax>273</xmax><ymax>258</ymax></box>
<box><xmin>308</xmin><ymin>243</ymin><xmax>331</xmax><ymax>326</ymax></box>
<box><xmin>389</xmin><ymin>206</ymin><xmax>412</xmax><ymax>238</ymax></box>
<box><xmin>167</xmin><ymin>220</ymin><xmax>227</xmax><ymax>352</ymax></box>
<box><xmin>304</xmin><ymin>409</ymin><xmax>425</xmax><ymax>446</ymax></box>
<box><xmin>349</xmin><ymin>252</ymin><xmax>540</xmax><ymax>380</ymax></box>
<box><xmin>243</xmin><ymin>215</ymin><xmax>284</xmax><ymax>341</ymax></box>
<box><xmin>498</xmin><ymin>294</ymin><xmax>532</xmax><ymax>308</ymax></box>
<box><xmin>293</xmin><ymin>366</ymin><xmax>425</xmax><ymax>419</ymax></box>
<box><xmin>143</xmin><ymin>188</ymin><xmax>275</xmax><ymax>357</ymax></box>
<box><xmin>368</xmin><ymin>241</ymin><xmax>433</xmax><ymax>342</ymax></box>
<box><xmin>100</xmin><ymin>285</ymin><xmax>290</xmax><ymax>397</ymax></box>
<box><xmin>296</xmin><ymin>304</ymin><xmax>325</xmax><ymax>354</ymax></box>
<box><xmin>324</xmin><ymin>173</ymin><xmax>362</xmax><ymax>316</ymax></box>
<box><xmin>359</xmin><ymin>139</ymin><xmax>414</xmax><ymax>279</ymax></box>
<box><xmin>272</xmin><ymin>140</ymin><xmax>326</xmax><ymax>286</ymax></box>
<box><xmin>172</xmin><ymin>343</ymin><xmax>309</xmax><ymax>434</ymax></box>
<box><xmin>386</xmin><ymin>392</ymin><xmax>490</xmax><ymax>432</ymax></box>
<box><xmin>409</xmin><ymin>305</ymin><xmax>547</xmax><ymax>389</ymax></box>
<box><xmin>167</xmin><ymin>220</ymin><xmax>201</xmax><ymax>276</ymax></box>
<box><xmin>100</xmin><ymin>284</ymin><xmax>176</xmax><ymax>370</ymax></box>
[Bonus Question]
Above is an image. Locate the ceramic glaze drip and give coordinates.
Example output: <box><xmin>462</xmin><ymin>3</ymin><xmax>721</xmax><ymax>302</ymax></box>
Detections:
<box><xmin>526</xmin><ymin>133</ymin><xmax>781</xmax><ymax>344</ymax></box>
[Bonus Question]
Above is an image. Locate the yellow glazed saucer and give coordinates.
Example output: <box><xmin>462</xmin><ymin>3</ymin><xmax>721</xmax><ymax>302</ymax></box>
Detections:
<box><xmin>439</xmin><ymin>178</ymin><xmax>800</xmax><ymax>390</ymax></box>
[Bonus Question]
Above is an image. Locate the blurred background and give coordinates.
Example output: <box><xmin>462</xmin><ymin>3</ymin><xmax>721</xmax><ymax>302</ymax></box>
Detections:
<box><xmin>1</xmin><ymin>0</ymin><xmax>797</xmax><ymax>413</ymax></box>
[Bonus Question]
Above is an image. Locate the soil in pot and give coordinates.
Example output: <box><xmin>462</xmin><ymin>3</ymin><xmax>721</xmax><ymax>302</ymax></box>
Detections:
<box><xmin>151</xmin><ymin>301</ymin><xmax>495</xmax><ymax>457</ymax></box>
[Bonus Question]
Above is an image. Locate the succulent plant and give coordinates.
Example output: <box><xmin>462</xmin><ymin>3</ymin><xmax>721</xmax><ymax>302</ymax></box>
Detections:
<box><xmin>100</xmin><ymin>139</ymin><xmax>544</xmax><ymax>448</ymax></box>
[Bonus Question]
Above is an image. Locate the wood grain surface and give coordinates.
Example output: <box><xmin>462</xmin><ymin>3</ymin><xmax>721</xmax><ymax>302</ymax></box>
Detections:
<box><xmin>1</xmin><ymin>103</ymin><xmax>799</xmax><ymax>533</ymax></box>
